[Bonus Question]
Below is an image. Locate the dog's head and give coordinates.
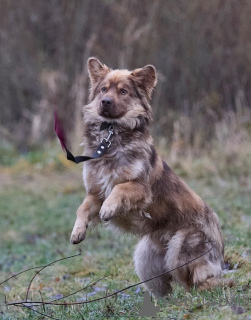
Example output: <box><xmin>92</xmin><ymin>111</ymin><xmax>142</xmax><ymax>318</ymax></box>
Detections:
<box><xmin>85</xmin><ymin>57</ymin><xmax>157</xmax><ymax>128</ymax></box>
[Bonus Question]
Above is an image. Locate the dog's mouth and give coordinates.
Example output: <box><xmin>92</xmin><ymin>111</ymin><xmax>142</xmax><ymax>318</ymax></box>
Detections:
<box><xmin>98</xmin><ymin>107</ymin><xmax>125</xmax><ymax>119</ymax></box>
<box><xmin>100</xmin><ymin>109</ymin><xmax>115</xmax><ymax>118</ymax></box>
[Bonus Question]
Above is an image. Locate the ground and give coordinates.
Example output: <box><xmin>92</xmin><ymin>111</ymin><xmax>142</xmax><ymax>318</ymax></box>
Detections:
<box><xmin>0</xmin><ymin>143</ymin><xmax>250</xmax><ymax>319</ymax></box>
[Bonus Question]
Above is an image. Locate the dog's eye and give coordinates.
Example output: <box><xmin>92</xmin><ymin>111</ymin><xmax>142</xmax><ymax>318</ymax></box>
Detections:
<box><xmin>101</xmin><ymin>87</ymin><xmax>107</xmax><ymax>93</ymax></box>
<box><xmin>120</xmin><ymin>88</ymin><xmax>127</xmax><ymax>95</ymax></box>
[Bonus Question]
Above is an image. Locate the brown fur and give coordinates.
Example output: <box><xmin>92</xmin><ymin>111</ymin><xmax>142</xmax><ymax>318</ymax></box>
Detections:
<box><xmin>70</xmin><ymin>57</ymin><xmax>233</xmax><ymax>297</ymax></box>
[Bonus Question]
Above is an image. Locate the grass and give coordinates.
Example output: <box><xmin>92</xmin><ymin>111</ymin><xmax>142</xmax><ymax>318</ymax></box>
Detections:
<box><xmin>0</xmin><ymin>142</ymin><xmax>250</xmax><ymax>319</ymax></box>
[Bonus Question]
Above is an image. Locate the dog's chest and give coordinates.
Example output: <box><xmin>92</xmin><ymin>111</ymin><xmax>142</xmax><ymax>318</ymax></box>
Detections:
<box><xmin>92</xmin><ymin>166</ymin><xmax>119</xmax><ymax>198</ymax></box>
<box><xmin>83</xmin><ymin>158</ymin><xmax>143</xmax><ymax>199</ymax></box>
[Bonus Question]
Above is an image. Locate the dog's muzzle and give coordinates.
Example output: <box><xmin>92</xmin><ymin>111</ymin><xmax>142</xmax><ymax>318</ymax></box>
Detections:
<box><xmin>100</xmin><ymin>97</ymin><xmax>114</xmax><ymax>117</ymax></box>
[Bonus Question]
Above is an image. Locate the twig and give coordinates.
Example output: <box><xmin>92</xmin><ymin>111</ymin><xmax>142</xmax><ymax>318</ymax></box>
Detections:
<box><xmin>0</xmin><ymin>266</ymin><xmax>43</xmax><ymax>286</ymax></box>
<box><xmin>50</xmin><ymin>275</ymin><xmax>108</xmax><ymax>303</ymax></box>
<box><xmin>39</xmin><ymin>290</ymin><xmax>45</xmax><ymax>312</ymax></box>
<box><xmin>77</xmin><ymin>308</ymin><xmax>85</xmax><ymax>320</ymax></box>
<box><xmin>4</xmin><ymin>295</ymin><xmax>8</xmax><ymax>311</ymax></box>
<box><xmin>0</xmin><ymin>253</ymin><xmax>81</xmax><ymax>287</ymax></box>
<box><xmin>25</xmin><ymin>253</ymin><xmax>81</xmax><ymax>301</ymax></box>
<box><xmin>18</xmin><ymin>303</ymin><xmax>60</xmax><ymax>320</ymax></box>
<box><xmin>6</xmin><ymin>241</ymin><xmax>215</xmax><ymax>307</ymax></box>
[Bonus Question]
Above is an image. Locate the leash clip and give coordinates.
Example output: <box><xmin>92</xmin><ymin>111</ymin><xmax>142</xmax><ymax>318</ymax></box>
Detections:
<box><xmin>101</xmin><ymin>125</ymin><xmax>114</xmax><ymax>148</ymax></box>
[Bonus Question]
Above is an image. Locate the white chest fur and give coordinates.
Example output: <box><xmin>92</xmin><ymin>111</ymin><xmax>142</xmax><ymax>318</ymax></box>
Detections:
<box><xmin>83</xmin><ymin>158</ymin><xmax>144</xmax><ymax>199</ymax></box>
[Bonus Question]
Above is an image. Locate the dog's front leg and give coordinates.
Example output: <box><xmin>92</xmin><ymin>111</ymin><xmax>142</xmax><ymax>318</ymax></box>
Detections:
<box><xmin>99</xmin><ymin>181</ymin><xmax>150</xmax><ymax>221</ymax></box>
<box><xmin>71</xmin><ymin>194</ymin><xmax>102</xmax><ymax>244</ymax></box>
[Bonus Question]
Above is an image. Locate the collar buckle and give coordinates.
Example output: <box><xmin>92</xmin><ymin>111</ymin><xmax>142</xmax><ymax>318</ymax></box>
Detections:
<box><xmin>101</xmin><ymin>125</ymin><xmax>114</xmax><ymax>148</ymax></box>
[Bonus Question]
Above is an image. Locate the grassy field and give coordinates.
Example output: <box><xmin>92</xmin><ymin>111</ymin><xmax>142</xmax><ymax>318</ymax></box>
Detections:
<box><xmin>0</xmin><ymin>143</ymin><xmax>250</xmax><ymax>319</ymax></box>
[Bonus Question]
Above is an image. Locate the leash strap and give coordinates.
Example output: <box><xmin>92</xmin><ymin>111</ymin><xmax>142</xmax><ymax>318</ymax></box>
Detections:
<box><xmin>54</xmin><ymin>111</ymin><xmax>113</xmax><ymax>164</ymax></box>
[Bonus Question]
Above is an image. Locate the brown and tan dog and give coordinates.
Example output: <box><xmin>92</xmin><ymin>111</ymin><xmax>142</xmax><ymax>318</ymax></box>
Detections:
<box><xmin>70</xmin><ymin>57</ymin><xmax>233</xmax><ymax>297</ymax></box>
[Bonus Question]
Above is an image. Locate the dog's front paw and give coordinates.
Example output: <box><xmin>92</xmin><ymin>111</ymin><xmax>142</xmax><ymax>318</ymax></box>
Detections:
<box><xmin>70</xmin><ymin>220</ymin><xmax>87</xmax><ymax>244</ymax></box>
<box><xmin>99</xmin><ymin>202</ymin><xmax>118</xmax><ymax>222</ymax></box>
<box><xmin>70</xmin><ymin>229</ymin><xmax>86</xmax><ymax>244</ymax></box>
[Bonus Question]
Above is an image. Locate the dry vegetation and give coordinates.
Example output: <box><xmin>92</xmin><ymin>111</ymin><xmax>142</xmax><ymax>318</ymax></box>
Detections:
<box><xmin>0</xmin><ymin>0</ymin><xmax>250</xmax><ymax>152</ymax></box>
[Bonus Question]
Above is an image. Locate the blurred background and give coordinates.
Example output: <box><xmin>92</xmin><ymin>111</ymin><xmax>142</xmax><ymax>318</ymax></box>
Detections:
<box><xmin>0</xmin><ymin>0</ymin><xmax>250</xmax><ymax>160</ymax></box>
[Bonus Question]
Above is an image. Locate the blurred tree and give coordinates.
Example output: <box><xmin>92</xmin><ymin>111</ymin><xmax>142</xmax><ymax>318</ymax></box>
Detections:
<box><xmin>0</xmin><ymin>0</ymin><xmax>250</xmax><ymax>149</ymax></box>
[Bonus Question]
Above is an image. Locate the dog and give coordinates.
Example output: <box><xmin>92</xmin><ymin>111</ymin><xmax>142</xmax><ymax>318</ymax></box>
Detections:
<box><xmin>70</xmin><ymin>57</ymin><xmax>233</xmax><ymax>297</ymax></box>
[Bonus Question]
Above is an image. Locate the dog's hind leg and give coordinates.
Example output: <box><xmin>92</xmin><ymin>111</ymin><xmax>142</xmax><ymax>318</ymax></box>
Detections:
<box><xmin>70</xmin><ymin>194</ymin><xmax>102</xmax><ymax>244</ymax></box>
<box><xmin>165</xmin><ymin>230</ymin><xmax>224</xmax><ymax>291</ymax></box>
<box><xmin>134</xmin><ymin>236</ymin><xmax>172</xmax><ymax>298</ymax></box>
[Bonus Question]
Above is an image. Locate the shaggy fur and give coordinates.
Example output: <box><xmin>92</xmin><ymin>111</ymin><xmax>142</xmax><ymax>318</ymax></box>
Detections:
<box><xmin>70</xmin><ymin>57</ymin><xmax>233</xmax><ymax>297</ymax></box>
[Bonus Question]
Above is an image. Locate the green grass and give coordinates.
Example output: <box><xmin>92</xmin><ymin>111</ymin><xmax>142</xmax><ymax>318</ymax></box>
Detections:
<box><xmin>0</xmin><ymin>146</ymin><xmax>250</xmax><ymax>319</ymax></box>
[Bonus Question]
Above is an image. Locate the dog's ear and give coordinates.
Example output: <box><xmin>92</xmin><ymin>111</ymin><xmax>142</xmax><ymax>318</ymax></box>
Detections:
<box><xmin>131</xmin><ymin>65</ymin><xmax>157</xmax><ymax>100</ymax></box>
<box><xmin>88</xmin><ymin>57</ymin><xmax>110</xmax><ymax>86</ymax></box>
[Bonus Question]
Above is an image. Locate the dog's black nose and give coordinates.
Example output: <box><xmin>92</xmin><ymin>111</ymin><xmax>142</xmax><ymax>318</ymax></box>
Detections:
<box><xmin>101</xmin><ymin>97</ymin><xmax>113</xmax><ymax>108</ymax></box>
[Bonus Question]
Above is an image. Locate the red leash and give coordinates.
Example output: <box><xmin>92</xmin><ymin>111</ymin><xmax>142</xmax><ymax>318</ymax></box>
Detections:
<box><xmin>54</xmin><ymin>110</ymin><xmax>114</xmax><ymax>164</ymax></box>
